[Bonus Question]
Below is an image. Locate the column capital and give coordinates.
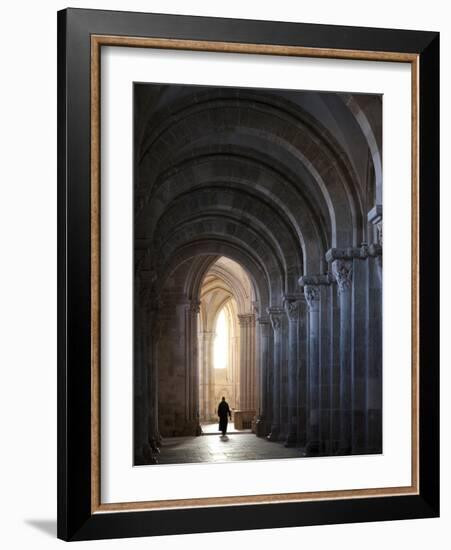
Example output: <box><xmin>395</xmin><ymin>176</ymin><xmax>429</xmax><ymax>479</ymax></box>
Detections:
<box><xmin>330</xmin><ymin>259</ymin><xmax>353</xmax><ymax>295</ymax></box>
<box><xmin>251</xmin><ymin>300</ymin><xmax>260</xmax><ymax>316</ymax></box>
<box><xmin>325</xmin><ymin>244</ymin><xmax>382</xmax><ymax>263</ymax></box>
<box><xmin>368</xmin><ymin>205</ymin><xmax>383</xmax><ymax>247</ymax></box>
<box><xmin>283</xmin><ymin>296</ymin><xmax>301</xmax><ymax>322</ymax></box>
<box><xmin>266</xmin><ymin>307</ymin><xmax>284</xmax><ymax>332</ymax></box>
<box><xmin>188</xmin><ymin>300</ymin><xmax>201</xmax><ymax>315</ymax></box>
<box><xmin>368</xmin><ymin>205</ymin><xmax>382</xmax><ymax>225</ymax></box>
<box><xmin>303</xmin><ymin>285</ymin><xmax>320</xmax><ymax>311</ymax></box>
<box><xmin>298</xmin><ymin>273</ymin><xmax>334</xmax><ymax>287</ymax></box>
<box><xmin>257</xmin><ymin>315</ymin><xmax>270</xmax><ymax>325</ymax></box>
<box><xmin>238</xmin><ymin>313</ymin><xmax>255</xmax><ymax>327</ymax></box>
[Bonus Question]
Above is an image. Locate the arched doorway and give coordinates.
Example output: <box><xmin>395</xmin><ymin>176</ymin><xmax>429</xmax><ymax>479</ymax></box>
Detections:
<box><xmin>198</xmin><ymin>256</ymin><xmax>258</xmax><ymax>431</ymax></box>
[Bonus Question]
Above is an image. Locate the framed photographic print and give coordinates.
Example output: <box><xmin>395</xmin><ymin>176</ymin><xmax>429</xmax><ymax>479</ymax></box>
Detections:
<box><xmin>57</xmin><ymin>8</ymin><xmax>439</xmax><ymax>541</ymax></box>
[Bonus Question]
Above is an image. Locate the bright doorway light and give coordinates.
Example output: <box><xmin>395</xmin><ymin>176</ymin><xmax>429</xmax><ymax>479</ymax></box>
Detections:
<box><xmin>213</xmin><ymin>308</ymin><xmax>228</xmax><ymax>369</ymax></box>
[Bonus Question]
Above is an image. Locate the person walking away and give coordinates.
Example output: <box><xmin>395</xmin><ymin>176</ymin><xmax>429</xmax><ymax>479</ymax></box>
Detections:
<box><xmin>217</xmin><ymin>396</ymin><xmax>232</xmax><ymax>436</ymax></box>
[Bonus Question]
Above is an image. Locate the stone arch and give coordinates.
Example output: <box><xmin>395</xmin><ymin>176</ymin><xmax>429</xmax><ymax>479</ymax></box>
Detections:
<box><xmin>153</xmin><ymin>189</ymin><xmax>302</xmax><ymax>290</ymax></box>
<box><xmin>339</xmin><ymin>93</ymin><xmax>382</xmax><ymax>207</ymax></box>
<box><xmin>197</xmin><ymin>256</ymin><xmax>256</xmax><ymax>422</ymax></box>
<box><xmin>137</xmin><ymin>89</ymin><xmax>364</xmax><ymax>247</ymax></box>
<box><xmin>137</xmin><ymin>151</ymin><xmax>327</xmax><ymax>274</ymax></box>
<box><xmin>160</xmin><ymin>241</ymin><xmax>270</xmax><ymax>313</ymax></box>
<box><xmin>157</xmin><ymin>233</ymin><xmax>280</xmax><ymax>306</ymax></box>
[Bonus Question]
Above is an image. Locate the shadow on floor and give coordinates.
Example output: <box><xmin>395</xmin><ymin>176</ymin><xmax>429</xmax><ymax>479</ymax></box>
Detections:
<box><xmin>201</xmin><ymin>422</ymin><xmax>251</xmax><ymax>435</ymax></box>
<box><xmin>25</xmin><ymin>519</ymin><xmax>57</xmax><ymax>538</ymax></box>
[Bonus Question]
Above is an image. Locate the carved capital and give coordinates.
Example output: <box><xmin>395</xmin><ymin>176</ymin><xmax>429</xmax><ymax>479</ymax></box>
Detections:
<box><xmin>284</xmin><ymin>298</ymin><xmax>300</xmax><ymax>322</ymax></box>
<box><xmin>267</xmin><ymin>307</ymin><xmax>284</xmax><ymax>332</ymax></box>
<box><xmin>270</xmin><ymin>315</ymin><xmax>282</xmax><ymax>331</ymax></box>
<box><xmin>368</xmin><ymin>205</ymin><xmax>382</xmax><ymax>225</ymax></box>
<box><xmin>257</xmin><ymin>315</ymin><xmax>270</xmax><ymax>325</ymax></box>
<box><xmin>331</xmin><ymin>260</ymin><xmax>353</xmax><ymax>295</ymax></box>
<box><xmin>376</xmin><ymin>222</ymin><xmax>383</xmax><ymax>247</ymax></box>
<box><xmin>189</xmin><ymin>300</ymin><xmax>201</xmax><ymax>315</ymax></box>
<box><xmin>238</xmin><ymin>313</ymin><xmax>255</xmax><ymax>327</ymax></box>
<box><xmin>326</xmin><ymin>244</ymin><xmax>381</xmax><ymax>263</ymax></box>
<box><xmin>304</xmin><ymin>285</ymin><xmax>320</xmax><ymax>311</ymax></box>
<box><xmin>299</xmin><ymin>273</ymin><xmax>334</xmax><ymax>287</ymax></box>
<box><xmin>368</xmin><ymin>206</ymin><xmax>383</xmax><ymax>247</ymax></box>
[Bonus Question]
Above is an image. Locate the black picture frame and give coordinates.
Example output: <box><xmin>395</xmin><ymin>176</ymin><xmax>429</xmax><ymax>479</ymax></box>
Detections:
<box><xmin>57</xmin><ymin>7</ymin><xmax>439</xmax><ymax>541</ymax></box>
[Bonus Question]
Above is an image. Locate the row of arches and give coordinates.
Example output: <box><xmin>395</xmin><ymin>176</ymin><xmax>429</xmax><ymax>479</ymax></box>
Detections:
<box><xmin>133</xmin><ymin>83</ymin><xmax>383</xmax><ymax>464</ymax></box>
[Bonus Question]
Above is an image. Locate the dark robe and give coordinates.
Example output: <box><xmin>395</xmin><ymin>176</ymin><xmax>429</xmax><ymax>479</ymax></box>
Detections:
<box><xmin>218</xmin><ymin>400</ymin><xmax>231</xmax><ymax>434</ymax></box>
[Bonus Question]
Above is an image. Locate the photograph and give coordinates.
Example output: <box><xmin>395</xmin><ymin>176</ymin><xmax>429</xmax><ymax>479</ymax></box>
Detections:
<box><xmin>133</xmin><ymin>82</ymin><xmax>383</xmax><ymax>466</ymax></box>
<box><xmin>0</xmin><ymin>0</ymin><xmax>445</xmax><ymax>546</ymax></box>
<box><xmin>53</xmin><ymin>6</ymin><xmax>440</xmax><ymax>540</ymax></box>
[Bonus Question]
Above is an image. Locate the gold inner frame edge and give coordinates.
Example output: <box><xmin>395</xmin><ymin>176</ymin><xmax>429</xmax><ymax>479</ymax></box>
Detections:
<box><xmin>90</xmin><ymin>34</ymin><xmax>420</xmax><ymax>514</ymax></box>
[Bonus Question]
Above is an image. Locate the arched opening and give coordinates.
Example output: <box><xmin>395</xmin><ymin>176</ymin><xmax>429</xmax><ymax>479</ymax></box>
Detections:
<box><xmin>198</xmin><ymin>256</ymin><xmax>257</xmax><ymax>433</ymax></box>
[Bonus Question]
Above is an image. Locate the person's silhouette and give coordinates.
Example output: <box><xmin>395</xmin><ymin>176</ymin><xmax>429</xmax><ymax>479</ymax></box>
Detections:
<box><xmin>217</xmin><ymin>396</ymin><xmax>232</xmax><ymax>436</ymax></box>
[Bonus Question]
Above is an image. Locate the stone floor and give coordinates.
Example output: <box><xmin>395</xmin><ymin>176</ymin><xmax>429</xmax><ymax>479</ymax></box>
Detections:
<box><xmin>156</xmin><ymin>425</ymin><xmax>304</xmax><ymax>465</ymax></box>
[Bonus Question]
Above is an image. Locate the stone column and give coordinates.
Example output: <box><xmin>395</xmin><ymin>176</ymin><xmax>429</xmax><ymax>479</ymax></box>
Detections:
<box><xmin>133</xmin><ymin>278</ymin><xmax>145</xmax><ymax>463</ymax></box>
<box><xmin>318</xmin><ymin>283</ymin><xmax>333</xmax><ymax>454</ymax></box>
<box><xmin>198</xmin><ymin>330</ymin><xmax>214</xmax><ymax>422</ymax></box>
<box><xmin>147</xmin><ymin>298</ymin><xmax>162</xmax><ymax>462</ymax></box>
<box><xmin>231</xmin><ymin>334</ymin><xmax>240</xmax><ymax>413</ymax></box>
<box><xmin>328</xmin><ymin>285</ymin><xmax>341</xmax><ymax>454</ymax></box>
<box><xmin>303</xmin><ymin>285</ymin><xmax>321</xmax><ymax>453</ymax></box>
<box><xmin>238</xmin><ymin>313</ymin><xmax>256</xmax><ymax>411</ymax></box>
<box><xmin>147</xmin><ymin>305</ymin><xmax>163</xmax><ymax>452</ymax></box>
<box><xmin>327</xmin><ymin>244</ymin><xmax>382</xmax><ymax>455</ymax></box>
<box><xmin>284</xmin><ymin>297</ymin><xmax>300</xmax><ymax>446</ymax></box>
<box><xmin>184</xmin><ymin>300</ymin><xmax>201</xmax><ymax>435</ymax></box>
<box><xmin>267</xmin><ymin>308</ymin><xmax>284</xmax><ymax>441</ymax></box>
<box><xmin>351</xmin><ymin>253</ymin><xmax>369</xmax><ymax>453</ymax></box>
<box><xmin>134</xmin><ymin>286</ymin><xmax>155</xmax><ymax>464</ymax></box>
<box><xmin>238</xmin><ymin>314</ymin><xmax>247</xmax><ymax>410</ymax></box>
<box><xmin>299</xmin><ymin>274</ymin><xmax>336</xmax><ymax>454</ymax></box>
<box><xmin>367</xmin><ymin>252</ymin><xmax>383</xmax><ymax>453</ymax></box>
<box><xmin>368</xmin><ymin>205</ymin><xmax>382</xmax><ymax>282</ymax></box>
<box><xmin>296</xmin><ymin>297</ymin><xmax>308</xmax><ymax>446</ymax></box>
<box><xmin>249</xmin><ymin>316</ymin><xmax>256</xmax><ymax>411</ymax></box>
<box><xmin>134</xmin><ymin>250</ymin><xmax>161</xmax><ymax>464</ymax></box>
<box><xmin>256</xmin><ymin>316</ymin><xmax>270</xmax><ymax>437</ymax></box>
<box><xmin>328</xmin><ymin>256</ymin><xmax>353</xmax><ymax>454</ymax></box>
